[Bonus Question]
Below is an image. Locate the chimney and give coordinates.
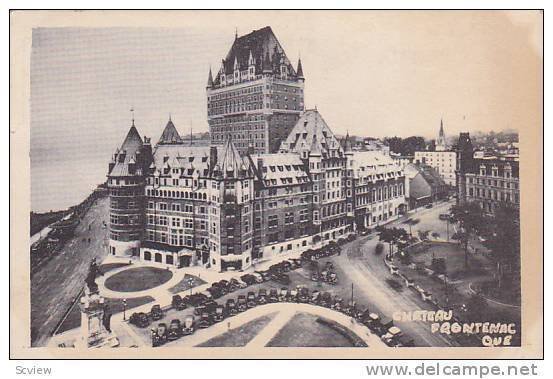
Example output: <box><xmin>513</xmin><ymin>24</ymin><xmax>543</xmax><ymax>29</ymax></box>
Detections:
<box><xmin>257</xmin><ymin>158</ymin><xmax>264</xmax><ymax>175</ymax></box>
<box><xmin>209</xmin><ymin>145</ymin><xmax>218</xmax><ymax>170</ymax></box>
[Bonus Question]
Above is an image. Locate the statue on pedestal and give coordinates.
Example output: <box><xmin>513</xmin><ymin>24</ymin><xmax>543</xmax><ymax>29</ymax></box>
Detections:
<box><xmin>77</xmin><ymin>258</ymin><xmax>119</xmax><ymax>348</ymax></box>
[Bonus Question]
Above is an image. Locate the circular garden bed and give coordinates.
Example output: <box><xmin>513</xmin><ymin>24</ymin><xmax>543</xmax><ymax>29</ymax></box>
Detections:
<box><xmin>104</xmin><ymin>267</ymin><xmax>173</xmax><ymax>292</ymax></box>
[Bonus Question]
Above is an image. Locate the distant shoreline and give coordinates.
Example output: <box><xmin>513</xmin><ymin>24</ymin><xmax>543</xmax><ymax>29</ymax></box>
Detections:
<box><xmin>30</xmin><ymin>183</ymin><xmax>108</xmax><ymax>236</ymax></box>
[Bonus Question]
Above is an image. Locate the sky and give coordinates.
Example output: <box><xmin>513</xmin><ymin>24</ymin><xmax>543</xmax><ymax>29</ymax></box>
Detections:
<box><xmin>30</xmin><ymin>11</ymin><xmax>542</xmax><ymax>212</ymax></box>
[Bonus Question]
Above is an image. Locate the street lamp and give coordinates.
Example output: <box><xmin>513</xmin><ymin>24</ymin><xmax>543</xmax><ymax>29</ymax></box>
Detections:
<box><xmin>123</xmin><ymin>298</ymin><xmax>127</xmax><ymax>321</ymax></box>
<box><xmin>187</xmin><ymin>277</ymin><xmax>195</xmax><ymax>296</ymax></box>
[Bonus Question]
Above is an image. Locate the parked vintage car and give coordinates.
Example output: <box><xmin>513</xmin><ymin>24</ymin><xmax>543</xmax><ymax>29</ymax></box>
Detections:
<box><xmin>310</xmin><ymin>290</ymin><xmax>320</xmax><ymax>304</ymax></box>
<box><xmin>279</xmin><ymin>287</ymin><xmax>289</xmax><ymax>302</ymax></box>
<box><xmin>187</xmin><ymin>293</ymin><xmax>209</xmax><ymax>307</ymax></box>
<box><xmin>230</xmin><ymin>278</ymin><xmax>247</xmax><ymax>289</ymax></box>
<box><xmin>213</xmin><ymin>305</ymin><xmax>225</xmax><ymax>322</ymax></box>
<box><xmin>268</xmin><ymin>288</ymin><xmax>279</xmax><ymax>303</ymax></box>
<box><xmin>333</xmin><ymin>297</ymin><xmax>344</xmax><ymax>312</ymax></box>
<box><xmin>237</xmin><ymin>295</ymin><xmax>247</xmax><ymax>312</ymax></box>
<box><xmin>363</xmin><ymin>313</ymin><xmax>382</xmax><ymax>332</ymax></box>
<box><xmin>439</xmin><ymin>213</ymin><xmax>450</xmax><ymax>221</ymax></box>
<box><xmin>225</xmin><ymin>298</ymin><xmax>238</xmax><ymax>316</ymax></box>
<box><xmin>240</xmin><ymin>274</ymin><xmax>257</xmax><ymax>286</ymax></box>
<box><xmin>167</xmin><ymin>319</ymin><xmax>182</xmax><ymax>341</ymax></box>
<box><xmin>218</xmin><ymin>280</ymin><xmax>231</xmax><ymax>294</ymax></box>
<box><xmin>319</xmin><ymin>292</ymin><xmax>332</xmax><ymax>307</ymax></box>
<box><xmin>288</xmin><ymin>258</ymin><xmax>302</xmax><ymax>269</ymax></box>
<box><xmin>151</xmin><ymin>323</ymin><xmax>168</xmax><ymax>347</ymax></box>
<box><xmin>311</xmin><ymin>272</ymin><xmax>320</xmax><ymax>282</ymax></box>
<box><xmin>257</xmin><ymin>289</ymin><xmax>268</xmax><ymax>305</ymax></box>
<box><xmin>381</xmin><ymin>326</ymin><xmax>403</xmax><ymax>346</ymax></box>
<box><xmin>289</xmin><ymin>289</ymin><xmax>298</xmax><ymax>302</ymax></box>
<box><xmin>172</xmin><ymin>295</ymin><xmax>184</xmax><ymax>310</ymax></box>
<box><xmin>129</xmin><ymin>312</ymin><xmax>150</xmax><ymax>328</ymax></box>
<box><xmin>298</xmin><ymin>287</ymin><xmax>309</xmax><ymax>303</ymax></box>
<box><xmin>256</xmin><ymin>271</ymin><xmax>272</xmax><ymax>282</ymax></box>
<box><xmin>182</xmin><ymin>315</ymin><xmax>195</xmax><ymax>335</ymax></box>
<box><xmin>251</xmin><ymin>272</ymin><xmax>264</xmax><ymax>283</ymax></box>
<box><xmin>150</xmin><ymin>305</ymin><xmax>164</xmax><ymax>321</ymax></box>
<box><xmin>246</xmin><ymin>291</ymin><xmax>257</xmax><ymax>308</ymax></box>
<box><xmin>198</xmin><ymin>312</ymin><xmax>212</xmax><ymax>328</ymax></box>
<box><xmin>377</xmin><ymin>317</ymin><xmax>395</xmax><ymax>336</ymax></box>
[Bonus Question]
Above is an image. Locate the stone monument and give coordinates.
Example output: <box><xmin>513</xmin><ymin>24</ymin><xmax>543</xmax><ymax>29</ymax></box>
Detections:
<box><xmin>77</xmin><ymin>259</ymin><xmax>119</xmax><ymax>348</ymax></box>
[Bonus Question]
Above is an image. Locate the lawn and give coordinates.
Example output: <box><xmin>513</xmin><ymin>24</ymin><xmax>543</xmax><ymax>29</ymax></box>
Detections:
<box><xmin>104</xmin><ymin>267</ymin><xmax>173</xmax><ymax>292</ymax></box>
<box><xmin>55</xmin><ymin>295</ymin><xmax>155</xmax><ymax>334</ymax></box>
<box><xmin>196</xmin><ymin>313</ymin><xmax>277</xmax><ymax>347</ymax></box>
<box><xmin>266</xmin><ymin>312</ymin><xmax>357</xmax><ymax>347</ymax></box>
<box><xmin>168</xmin><ymin>274</ymin><xmax>207</xmax><ymax>294</ymax></box>
<box><xmin>99</xmin><ymin>262</ymin><xmax>131</xmax><ymax>275</ymax></box>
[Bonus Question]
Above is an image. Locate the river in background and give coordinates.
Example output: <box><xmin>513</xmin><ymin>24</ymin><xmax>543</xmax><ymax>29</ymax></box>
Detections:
<box><xmin>31</xmin><ymin>157</ymin><xmax>107</xmax><ymax>213</ymax></box>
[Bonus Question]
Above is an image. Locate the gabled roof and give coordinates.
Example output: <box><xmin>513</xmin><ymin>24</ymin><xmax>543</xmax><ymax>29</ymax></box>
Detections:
<box><xmin>216</xmin><ymin>137</ymin><xmax>253</xmax><ymax>179</ymax></box>
<box><xmin>279</xmin><ymin>109</ymin><xmax>344</xmax><ymax>158</ymax></box>
<box><xmin>214</xmin><ymin>26</ymin><xmax>297</xmax><ymax>84</ymax></box>
<box><xmin>158</xmin><ymin>119</ymin><xmax>183</xmax><ymax>145</ymax></box>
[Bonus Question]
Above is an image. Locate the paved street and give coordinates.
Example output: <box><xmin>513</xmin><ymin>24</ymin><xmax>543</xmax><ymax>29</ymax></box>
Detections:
<box><xmin>332</xmin><ymin>200</ymin><xmax>459</xmax><ymax>347</ymax></box>
<box><xmin>31</xmin><ymin>197</ymin><xmax>110</xmax><ymax>347</ymax></box>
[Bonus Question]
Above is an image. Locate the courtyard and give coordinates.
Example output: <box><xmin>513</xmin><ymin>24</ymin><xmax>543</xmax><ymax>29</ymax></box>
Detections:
<box><xmin>104</xmin><ymin>267</ymin><xmax>174</xmax><ymax>292</ymax></box>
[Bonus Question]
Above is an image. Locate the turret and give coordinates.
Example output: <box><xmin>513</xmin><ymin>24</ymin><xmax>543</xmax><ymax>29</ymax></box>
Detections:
<box><xmin>296</xmin><ymin>57</ymin><xmax>304</xmax><ymax>81</ymax></box>
<box><xmin>262</xmin><ymin>51</ymin><xmax>272</xmax><ymax>75</ymax></box>
<box><xmin>207</xmin><ymin>67</ymin><xmax>214</xmax><ymax>89</ymax></box>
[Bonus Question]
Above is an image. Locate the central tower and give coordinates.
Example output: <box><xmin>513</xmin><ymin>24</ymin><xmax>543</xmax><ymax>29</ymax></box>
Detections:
<box><xmin>207</xmin><ymin>26</ymin><xmax>305</xmax><ymax>155</ymax></box>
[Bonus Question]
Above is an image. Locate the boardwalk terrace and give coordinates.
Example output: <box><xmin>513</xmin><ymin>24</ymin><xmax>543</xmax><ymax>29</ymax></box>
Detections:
<box><xmin>207</xmin><ymin>26</ymin><xmax>305</xmax><ymax>155</ymax></box>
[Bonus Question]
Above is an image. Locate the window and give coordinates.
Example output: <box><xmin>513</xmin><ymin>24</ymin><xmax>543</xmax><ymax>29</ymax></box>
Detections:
<box><xmin>284</xmin><ymin>212</ymin><xmax>294</xmax><ymax>224</ymax></box>
<box><xmin>268</xmin><ymin>215</ymin><xmax>278</xmax><ymax>228</ymax></box>
<box><xmin>171</xmin><ymin>217</ymin><xmax>181</xmax><ymax>227</ymax></box>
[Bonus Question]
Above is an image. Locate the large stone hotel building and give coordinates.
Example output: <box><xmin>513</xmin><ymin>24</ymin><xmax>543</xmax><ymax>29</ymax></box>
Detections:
<box><xmin>107</xmin><ymin>27</ymin><xmax>407</xmax><ymax>271</ymax></box>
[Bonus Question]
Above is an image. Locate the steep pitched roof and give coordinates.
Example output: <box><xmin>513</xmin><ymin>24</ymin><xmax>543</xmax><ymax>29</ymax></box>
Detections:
<box><xmin>250</xmin><ymin>153</ymin><xmax>310</xmax><ymax>187</ymax></box>
<box><xmin>279</xmin><ymin>109</ymin><xmax>344</xmax><ymax>158</ymax></box>
<box><xmin>217</xmin><ymin>137</ymin><xmax>252</xmax><ymax>179</ymax></box>
<box><xmin>296</xmin><ymin>58</ymin><xmax>304</xmax><ymax>78</ymax></box>
<box><xmin>214</xmin><ymin>26</ymin><xmax>297</xmax><ymax>84</ymax></box>
<box><xmin>121</xmin><ymin>125</ymin><xmax>143</xmax><ymax>152</ymax></box>
<box><xmin>158</xmin><ymin>119</ymin><xmax>183</xmax><ymax>145</ymax></box>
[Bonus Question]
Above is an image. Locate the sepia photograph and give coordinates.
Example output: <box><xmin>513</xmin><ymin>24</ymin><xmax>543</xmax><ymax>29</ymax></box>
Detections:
<box><xmin>9</xmin><ymin>9</ymin><xmax>543</xmax><ymax>360</ymax></box>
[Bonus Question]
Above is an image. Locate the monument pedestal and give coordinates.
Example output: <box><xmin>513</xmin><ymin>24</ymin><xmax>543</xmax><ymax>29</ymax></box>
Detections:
<box><xmin>77</xmin><ymin>288</ymin><xmax>119</xmax><ymax>348</ymax></box>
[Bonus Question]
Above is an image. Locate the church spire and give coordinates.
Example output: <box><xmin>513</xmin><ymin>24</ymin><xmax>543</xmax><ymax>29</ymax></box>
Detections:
<box><xmin>296</xmin><ymin>57</ymin><xmax>304</xmax><ymax>80</ymax></box>
<box><xmin>207</xmin><ymin>67</ymin><xmax>214</xmax><ymax>88</ymax></box>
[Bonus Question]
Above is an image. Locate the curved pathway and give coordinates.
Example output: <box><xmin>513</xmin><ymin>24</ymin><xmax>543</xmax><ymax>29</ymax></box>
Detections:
<box><xmin>164</xmin><ymin>303</ymin><xmax>386</xmax><ymax>348</ymax></box>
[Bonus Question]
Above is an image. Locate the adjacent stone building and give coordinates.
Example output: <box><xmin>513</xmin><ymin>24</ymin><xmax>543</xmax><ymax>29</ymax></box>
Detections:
<box><xmin>414</xmin><ymin>120</ymin><xmax>456</xmax><ymax>186</ymax></box>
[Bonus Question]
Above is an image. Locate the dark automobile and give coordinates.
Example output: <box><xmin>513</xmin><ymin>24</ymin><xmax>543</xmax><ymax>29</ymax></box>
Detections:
<box><xmin>273</xmin><ymin>273</ymin><xmax>291</xmax><ymax>285</ymax></box>
<box><xmin>129</xmin><ymin>312</ymin><xmax>150</xmax><ymax>328</ymax></box>
<box><xmin>226</xmin><ymin>298</ymin><xmax>238</xmax><ymax>315</ymax></box>
<box><xmin>182</xmin><ymin>315</ymin><xmax>195</xmax><ymax>335</ymax></box>
<box><xmin>346</xmin><ymin>234</ymin><xmax>357</xmax><ymax>242</ymax></box>
<box><xmin>360</xmin><ymin>228</ymin><xmax>371</xmax><ymax>236</ymax></box>
<box><xmin>240</xmin><ymin>274</ymin><xmax>257</xmax><ymax>286</ymax></box>
<box><xmin>298</xmin><ymin>287</ymin><xmax>309</xmax><ymax>303</ymax></box>
<box><xmin>279</xmin><ymin>287</ymin><xmax>288</xmax><ymax>302</ymax></box>
<box><xmin>332</xmin><ymin>297</ymin><xmax>344</xmax><ymax>312</ymax></box>
<box><xmin>281</xmin><ymin>261</ymin><xmax>292</xmax><ymax>272</ymax></box>
<box><xmin>213</xmin><ymin>305</ymin><xmax>225</xmax><ymax>322</ymax></box>
<box><xmin>310</xmin><ymin>290</ymin><xmax>320</xmax><ymax>304</ymax></box>
<box><xmin>237</xmin><ymin>295</ymin><xmax>247</xmax><ymax>312</ymax></box>
<box><xmin>218</xmin><ymin>280</ymin><xmax>231</xmax><ymax>292</ymax></box>
<box><xmin>172</xmin><ymin>295</ymin><xmax>187</xmax><ymax>310</ymax></box>
<box><xmin>230</xmin><ymin>278</ymin><xmax>246</xmax><ymax>290</ymax></box>
<box><xmin>364</xmin><ymin>313</ymin><xmax>382</xmax><ymax>332</ymax></box>
<box><xmin>246</xmin><ymin>291</ymin><xmax>257</xmax><ymax>308</ymax></box>
<box><xmin>439</xmin><ymin>214</ymin><xmax>450</xmax><ymax>221</ymax></box>
<box><xmin>325</xmin><ymin>261</ymin><xmax>334</xmax><ymax>270</ymax></box>
<box><xmin>288</xmin><ymin>288</ymin><xmax>298</xmax><ymax>302</ymax></box>
<box><xmin>377</xmin><ymin>316</ymin><xmax>394</xmax><ymax>336</ymax></box>
<box><xmin>207</xmin><ymin>285</ymin><xmax>223</xmax><ymax>299</ymax></box>
<box><xmin>194</xmin><ymin>300</ymin><xmax>217</xmax><ymax>316</ymax></box>
<box><xmin>269</xmin><ymin>263</ymin><xmax>283</xmax><ymax>274</ymax></box>
<box><xmin>150</xmin><ymin>304</ymin><xmax>163</xmax><ymax>321</ymax></box>
<box><xmin>288</xmin><ymin>258</ymin><xmax>302</xmax><ymax>269</ymax></box>
<box><xmin>187</xmin><ymin>293</ymin><xmax>208</xmax><ymax>307</ymax></box>
<box><xmin>257</xmin><ymin>289</ymin><xmax>268</xmax><ymax>304</ymax></box>
<box><xmin>268</xmin><ymin>288</ymin><xmax>279</xmax><ymax>303</ymax></box>
<box><xmin>319</xmin><ymin>292</ymin><xmax>332</xmax><ymax>307</ymax></box>
<box><xmin>167</xmin><ymin>319</ymin><xmax>181</xmax><ymax>341</ymax></box>
<box><xmin>198</xmin><ymin>312</ymin><xmax>212</xmax><ymax>328</ymax></box>
<box><xmin>327</xmin><ymin>272</ymin><xmax>338</xmax><ymax>285</ymax></box>
<box><xmin>255</xmin><ymin>271</ymin><xmax>271</xmax><ymax>282</ymax></box>
<box><xmin>151</xmin><ymin>323</ymin><xmax>168</xmax><ymax>347</ymax></box>
<box><xmin>425</xmin><ymin>203</ymin><xmax>434</xmax><ymax>209</ymax></box>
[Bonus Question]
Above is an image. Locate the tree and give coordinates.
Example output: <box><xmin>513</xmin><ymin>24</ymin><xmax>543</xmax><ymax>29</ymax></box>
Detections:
<box><xmin>449</xmin><ymin>202</ymin><xmax>486</xmax><ymax>269</ymax></box>
<box><xmin>483</xmin><ymin>203</ymin><xmax>520</xmax><ymax>290</ymax></box>
<box><xmin>379</xmin><ymin>227</ymin><xmax>410</xmax><ymax>258</ymax></box>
